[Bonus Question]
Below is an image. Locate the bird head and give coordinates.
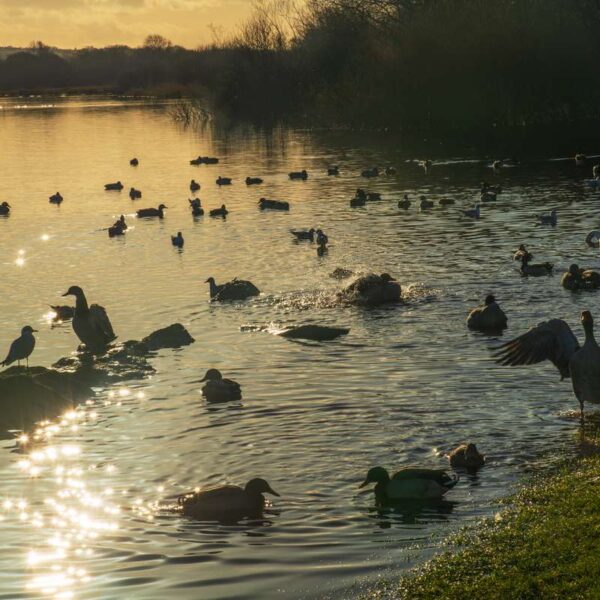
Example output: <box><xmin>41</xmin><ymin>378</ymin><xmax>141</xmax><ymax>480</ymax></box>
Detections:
<box><xmin>359</xmin><ymin>466</ymin><xmax>389</xmax><ymax>488</ymax></box>
<box><xmin>205</xmin><ymin>277</ymin><xmax>215</xmax><ymax>285</ymax></box>
<box><xmin>485</xmin><ymin>294</ymin><xmax>496</xmax><ymax>305</ymax></box>
<box><xmin>380</xmin><ymin>273</ymin><xmax>395</xmax><ymax>283</ymax></box>
<box><xmin>569</xmin><ymin>264</ymin><xmax>581</xmax><ymax>275</ymax></box>
<box><xmin>582</xmin><ymin>311</ymin><xmax>594</xmax><ymax>327</ymax></box>
<box><xmin>200</xmin><ymin>368</ymin><xmax>223</xmax><ymax>382</ymax></box>
<box><xmin>158</xmin><ymin>204</ymin><xmax>167</xmax><ymax>210</ymax></box>
<box><xmin>62</xmin><ymin>285</ymin><xmax>83</xmax><ymax>297</ymax></box>
<box><xmin>21</xmin><ymin>325</ymin><xmax>38</xmax><ymax>335</ymax></box>
<box><xmin>1</xmin><ymin>202</ymin><xmax>10</xmax><ymax>208</ymax></box>
<box><xmin>245</xmin><ymin>478</ymin><xmax>280</xmax><ymax>497</ymax></box>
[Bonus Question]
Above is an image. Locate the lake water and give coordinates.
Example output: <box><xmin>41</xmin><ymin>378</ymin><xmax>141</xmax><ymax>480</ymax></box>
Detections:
<box><xmin>0</xmin><ymin>96</ymin><xmax>598</xmax><ymax>599</ymax></box>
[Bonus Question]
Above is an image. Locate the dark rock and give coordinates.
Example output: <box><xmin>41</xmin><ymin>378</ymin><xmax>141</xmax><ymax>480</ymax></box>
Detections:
<box><xmin>138</xmin><ymin>323</ymin><xmax>195</xmax><ymax>351</ymax></box>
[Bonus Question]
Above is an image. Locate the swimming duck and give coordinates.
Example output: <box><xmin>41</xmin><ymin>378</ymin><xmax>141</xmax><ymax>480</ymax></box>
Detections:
<box><xmin>289</xmin><ymin>170</ymin><xmax>308</xmax><ymax>180</ymax></box>
<box><xmin>361</xmin><ymin>167</ymin><xmax>379</xmax><ymax>178</ymax></box>
<box><xmin>575</xmin><ymin>153</ymin><xmax>587</xmax><ymax>167</ymax></box>
<box><xmin>513</xmin><ymin>244</ymin><xmax>533</xmax><ymax>262</ymax></box>
<box><xmin>137</xmin><ymin>204</ymin><xmax>167</xmax><ymax>218</ymax></box>
<box><xmin>561</xmin><ymin>264</ymin><xmax>600</xmax><ymax>291</ymax></box>
<box><xmin>290</xmin><ymin>228</ymin><xmax>315</xmax><ymax>241</ymax></box>
<box><xmin>108</xmin><ymin>221</ymin><xmax>125</xmax><ymax>237</ymax></box>
<box><xmin>129</xmin><ymin>187</ymin><xmax>142</xmax><ymax>200</ymax></box>
<box><xmin>62</xmin><ymin>286</ymin><xmax>116</xmax><ymax>354</ymax></box>
<box><xmin>216</xmin><ymin>176</ymin><xmax>232</xmax><ymax>185</ymax></box>
<box><xmin>366</xmin><ymin>192</ymin><xmax>382</xmax><ymax>201</ymax></box>
<box><xmin>419</xmin><ymin>196</ymin><xmax>434</xmax><ymax>210</ymax></box>
<box><xmin>585</xmin><ymin>231</ymin><xmax>600</xmax><ymax>248</ymax></box>
<box><xmin>190</xmin><ymin>179</ymin><xmax>201</xmax><ymax>192</ymax></box>
<box><xmin>316</xmin><ymin>230</ymin><xmax>329</xmax><ymax>245</ymax></box>
<box><xmin>200</xmin><ymin>368</ymin><xmax>242</xmax><ymax>402</ymax></box>
<box><xmin>419</xmin><ymin>159</ymin><xmax>432</xmax><ymax>171</ymax></box>
<box><xmin>593</xmin><ymin>165</ymin><xmax>600</xmax><ymax>179</ymax></box>
<box><xmin>49</xmin><ymin>192</ymin><xmax>63</xmax><ymax>204</ymax></box>
<box><xmin>104</xmin><ymin>181</ymin><xmax>123</xmax><ymax>191</ymax></box>
<box><xmin>398</xmin><ymin>194</ymin><xmax>411</xmax><ymax>209</ymax></box>
<box><xmin>327</xmin><ymin>166</ymin><xmax>340</xmax><ymax>176</ymax></box>
<box><xmin>538</xmin><ymin>209</ymin><xmax>557</xmax><ymax>226</ymax></box>
<box><xmin>350</xmin><ymin>194</ymin><xmax>366</xmax><ymax>207</ymax></box>
<box><xmin>189</xmin><ymin>198</ymin><xmax>204</xmax><ymax>216</ymax></box>
<box><xmin>190</xmin><ymin>156</ymin><xmax>219</xmax><ymax>165</ymax></box>
<box><xmin>178</xmin><ymin>478</ymin><xmax>278</xmax><ymax>520</ymax></box>
<box><xmin>0</xmin><ymin>202</ymin><xmax>10</xmax><ymax>215</ymax></box>
<box><xmin>385</xmin><ymin>166</ymin><xmax>397</xmax><ymax>175</ymax></box>
<box><xmin>492</xmin><ymin>160</ymin><xmax>503</xmax><ymax>170</ymax></box>
<box><xmin>258</xmin><ymin>198</ymin><xmax>289</xmax><ymax>211</ymax></box>
<box><xmin>171</xmin><ymin>232</ymin><xmax>184</xmax><ymax>248</ymax></box>
<box><xmin>494</xmin><ymin>311</ymin><xmax>600</xmax><ymax>421</ymax></box>
<box><xmin>209</xmin><ymin>204</ymin><xmax>228</xmax><ymax>217</ymax></box>
<box><xmin>463</xmin><ymin>204</ymin><xmax>481</xmax><ymax>219</ymax></box>
<box><xmin>114</xmin><ymin>215</ymin><xmax>127</xmax><ymax>230</ymax></box>
<box><xmin>246</xmin><ymin>177</ymin><xmax>263</xmax><ymax>185</ymax></box>
<box><xmin>359</xmin><ymin>467</ymin><xmax>457</xmax><ymax>500</ymax></box>
<box><xmin>1</xmin><ymin>326</ymin><xmax>37</xmax><ymax>368</ymax></box>
<box><xmin>50</xmin><ymin>305</ymin><xmax>74</xmax><ymax>322</ymax></box>
<box><xmin>206</xmin><ymin>277</ymin><xmax>260</xmax><ymax>301</ymax></box>
<box><xmin>339</xmin><ymin>273</ymin><xmax>401</xmax><ymax>306</ymax></box>
<box><xmin>467</xmin><ymin>294</ymin><xmax>507</xmax><ymax>331</ymax></box>
<box><xmin>130</xmin><ymin>158</ymin><xmax>139</xmax><ymax>166</ymax></box>
<box><xmin>439</xmin><ymin>197</ymin><xmax>455</xmax><ymax>206</ymax></box>
<box><xmin>519</xmin><ymin>253</ymin><xmax>553</xmax><ymax>276</ymax></box>
<box><xmin>448</xmin><ymin>443</ymin><xmax>485</xmax><ymax>471</ymax></box>
<box><xmin>481</xmin><ymin>183</ymin><xmax>501</xmax><ymax>202</ymax></box>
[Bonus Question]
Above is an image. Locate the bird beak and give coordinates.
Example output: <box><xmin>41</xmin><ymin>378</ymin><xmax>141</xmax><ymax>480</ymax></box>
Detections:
<box><xmin>267</xmin><ymin>485</ymin><xmax>280</xmax><ymax>497</ymax></box>
<box><xmin>31</xmin><ymin>329</ymin><xmax>39</xmax><ymax>332</ymax></box>
<box><xmin>199</xmin><ymin>375</ymin><xmax>208</xmax><ymax>382</ymax></box>
<box><xmin>358</xmin><ymin>479</ymin><xmax>370</xmax><ymax>489</ymax></box>
<box><xmin>204</xmin><ymin>279</ymin><xmax>210</xmax><ymax>283</ymax></box>
<box><xmin>61</xmin><ymin>291</ymin><xmax>70</xmax><ymax>297</ymax></box>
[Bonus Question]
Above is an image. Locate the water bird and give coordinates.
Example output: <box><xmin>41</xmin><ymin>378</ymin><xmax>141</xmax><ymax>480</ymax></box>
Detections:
<box><xmin>359</xmin><ymin>467</ymin><xmax>457</xmax><ymax>500</ymax></box>
<box><xmin>178</xmin><ymin>478</ymin><xmax>278</xmax><ymax>520</ymax></box>
<box><xmin>0</xmin><ymin>202</ymin><xmax>11</xmax><ymax>215</ymax></box>
<box><xmin>586</xmin><ymin>231</ymin><xmax>600</xmax><ymax>248</ymax></box>
<box><xmin>419</xmin><ymin>159</ymin><xmax>432</xmax><ymax>171</ymax></box>
<box><xmin>200</xmin><ymin>368</ymin><xmax>242</xmax><ymax>402</ymax></box>
<box><xmin>366</xmin><ymin>192</ymin><xmax>381</xmax><ymax>201</ymax></box>
<box><xmin>593</xmin><ymin>165</ymin><xmax>600</xmax><ymax>179</ymax></box>
<box><xmin>105</xmin><ymin>181</ymin><xmax>123</xmax><ymax>191</ymax></box>
<box><xmin>206</xmin><ymin>277</ymin><xmax>260</xmax><ymax>301</ymax></box>
<box><xmin>463</xmin><ymin>204</ymin><xmax>481</xmax><ymax>219</ymax></box>
<box><xmin>246</xmin><ymin>177</ymin><xmax>263</xmax><ymax>185</ymax></box>
<box><xmin>209</xmin><ymin>204</ymin><xmax>228</xmax><ymax>217</ymax></box>
<box><xmin>49</xmin><ymin>192</ymin><xmax>63</xmax><ymax>204</ymax></box>
<box><xmin>492</xmin><ymin>160</ymin><xmax>503</xmax><ymax>170</ymax></box>
<box><xmin>385</xmin><ymin>166</ymin><xmax>396</xmax><ymax>175</ymax></box>
<box><xmin>419</xmin><ymin>196</ymin><xmax>434</xmax><ymax>210</ymax></box>
<box><xmin>467</xmin><ymin>294</ymin><xmax>507</xmax><ymax>331</ymax></box>
<box><xmin>137</xmin><ymin>204</ymin><xmax>167</xmax><ymax>218</ymax></box>
<box><xmin>190</xmin><ymin>156</ymin><xmax>219</xmax><ymax>165</ymax></box>
<box><xmin>108</xmin><ymin>219</ymin><xmax>126</xmax><ymax>237</ymax></box>
<box><xmin>129</xmin><ymin>187</ymin><xmax>142</xmax><ymax>200</ymax></box>
<box><xmin>439</xmin><ymin>197</ymin><xmax>455</xmax><ymax>206</ymax></box>
<box><xmin>258</xmin><ymin>198</ymin><xmax>289</xmax><ymax>211</ymax></box>
<box><xmin>494</xmin><ymin>311</ymin><xmax>600</xmax><ymax>421</ymax></box>
<box><xmin>518</xmin><ymin>253</ymin><xmax>553</xmax><ymax>276</ymax></box>
<box><xmin>480</xmin><ymin>183</ymin><xmax>500</xmax><ymax>202</ymax></box>
<box><xmin>50</xmin><ymin>305</ymin><xmax>74</xmax><ymax>322</ymax></box>
<box><xmin>189</xmin><ymin>198</ymin><xmax>204</xmax><ymax>216</ymax></box>
<box><xmin>316</xmin><ymin>230</ymin><xmax>328</xmax><ymax>245</ymax></box>
<box><xmin>1</xmin><ymin>326</ymin><xmax>37</xmax><ymax>368</ymax></box>
<box><xmin>448</xmin><ymin>443</ymin><xmax>485</xmax><ymax>471</ymax></box>
<box><xmin>327</xmin><ymin>166</ymin><xmax>339</xmax><ymax>176</ymax></box>
<box><xmin>561</xmin><ymin>264</ymin><xmax>600</xmax><ymax>291</ymax></box>
<box><xmin>513</xmin><ymin>244</ymin><xmax>533</xmax><ymax>262</ymax></box>
<box><xmin>339</xmin><ymin>273</ymin><xmax>401</xmax><ymax>306</ymax></box>
<box><xmin>190</xmin><ymin>179</ymin><xmax>201</xmax><ymax>192</ymax></box>
<box><xmin>216</xmin><ymin>176</ymin><xmax>232</xmax><ymax>185</ymax></box>
<box><xmin>289</xmin><ymin>170</ymin><xmax>308</xmax><ymax>180</ymax></box>
<box><xmin>397</xmin><ymin>194</ymin><xmax>411</xmax><ymax>209</ymax></box>
<box><xmin>278</xmin><ymin>325</ymin><xmax>350</xmax><ymax>341</ymax></box>
<box><xmin>171</xmin><ymin>232</ymin><xmax>184</xmax><ymax>248</ymax></box>
<box><xmin>361</xmin><ymin>167</ymin><xmax>379</xmax><ymax>178</ymax></box>
<box><xmin>350</xmin><ymin>193</ymin><xmax>366</xmax><ymax>207</ymax></box>
<box><xmin>130</xmin><ymin>158</ymin><xmax>139</xmax><ymax>166</ymax></box>
<box><xmin>575</xmin><ymin>153</ymin><xmax>587</xmax><ymax>167</ymax></box>
<box><xmin>62</xmin><ymin>286</ymin><xmax>116</xmax><ymax>354</ymax></box>
<box><xmin>290</xmin><ymin>228</ymin><xmax>315</xmax><ymax>241</ymax></box>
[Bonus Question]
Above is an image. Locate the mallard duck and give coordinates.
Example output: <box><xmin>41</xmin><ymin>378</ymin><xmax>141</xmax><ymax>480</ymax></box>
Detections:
<box><xmin>130</xmin><ymin>158</ymin><xmax>139</xmax><ymax>166</ymax></box>
<box><xmin>289</xmin><ymin>170</ymin><xmax>308</xmax><ymax>180</ymax></box>
<box><xmin>290</xmin><ymin>228</ymin><xmax>315</xmax><ymax>241</ymax></box>
<box><xmin>339</xmin><ymin>273</ymin><xmax>401</xmax><ymax>306</ymax></box>
<box><xmin>206</xmin><ymin>277</ymin><xmax>260</xmax><ymax>301</ymax></box>
<box><xmin>104</xmin><ymin>181</ymin><xmax>123</xmax><ymax>191</ymax></box>
<box><xmin>359</xmin><ymin>467</ymin><xmax>457</xmax><ymax>500</ymax></box>
<box><xmin>350</xmin><ymin>195</ymin><xmax>366</xmax><ymax>207</ymax></box>
<box><xmin>439</xmin><ymin>197</ymin><xmax>455</xmax><ymax>206</ymax></box>
<box><xmin>114</xmin><ymin>215</ymin><xmax>127</xmax><ymax>230</ymax></box>
<box><xmin>585</xmin><ymin>231</ymin><xmax>600</xmax><ymax>248</ymax></box>
<box><xmin>513</xmin><ymin>244</ymin><xmax>533</xmax><ymax>262</ymax></box>
<box><xmin>216</xmin><ymin>176</ymin><xmax>232</xmax><ymax>185</ymax></box>
<box><xmin>189</xmin><ymin>198</ymin><xmax>204</xmax><ymax>216</ymax></box>
<box><xmin>561</xmin><ymin>264</ymin><xmax>600</xmax><ymax>291</ymax></box>
<box><xmin>361</xmin><ymin>167</ymin><xmax>379</xmax><ymax>178</ymax></box>
<box><xmin>1</xmin><ymin>326</ymin><xmax>37</xmax><ymax>368</ymax></box>
<box><xmin>209</xmin><ymin>204</ymin><xmax>228</xmax><ymax>217</ymax></box>
<box><xmin>0</xmin><ymin>202</ymin><xmax>10</xmax><ymax>215</ymax></box>
<box><xmin>467</xmin><ymin>295</ymin><xmax>507</xmax><ymax>331</ymax></box>
<box><xmin>49</xmin><ymin>192</ymin><xmax>63</xmax><ymax>204</ymax></box>
<box><xmin>62</xmin><ymin>286</ymin><xmax>116</xmax><ymax>354</ymax></box>
<box><xmin>385</xmin><ymin>166</ymin><xmax>397</xmax><ymax>175</ymax></box>
<box><xmin>463</xmin><ymin>204</ymin><xmax>481</xmax><ymax>219</ymax></box>
<box><xmin>575</xmin><ymin>153</ymin><xmax>587</xmax><ymax>167</ymax></box>
<box><xmin>108</xmin><ymin>222</ymin><xmax>125</xmax><ymax>237</ymax></box>
<box><xmin>494</xmin><ymin>311</ymin><xmax>600</xmax><ymax>421</ymax></box>
<box><xmin>519</xmin><ymin>253</ymin><xmax>553</xmax><ymax>276</ymax></box>
<box><xmin>398</xmin><ymin>194</ymin><xmax>411</xmax><ymax>209</ymax></box>
<box><xmin>200</xmin><ymin>368</ymin><xmax>242</xmax><ymax>402</ymax></box>
<box><xmin>258</xmin><ymin>198</ymin><xmax>289</xmax><ymax>211</ymax></box>
<box><xmin>171</xmin><ymin>232</ymin><xmax>184</xmax><ymax>248</ymax></box>
<box><xmin>448</xmin><ymin>443</ymin><xmax>485</xmax><ymax>470</ymax></box>
<box><xmin>178</xmin><ymin>478</ymin><xmax>278</xmax><ymax>520</ymax></box>
<box><xmin>316</xmin><ymin>230</ymin><xmax>328</xmax><ymax>245</ymax></box>
<box><xmin>538</xmin><ymin>209</ymin><xmax>557</xmax><ymax>226</ymax></box>
<box><xmin>246</xmin><ymin>177</ymin><xmax>263</xmax><ymax>185</ymax></box>
<box><xmin>327</xmin><ymin>166</ymin><xmax>340</xmax><ymax>176</ymax></box>
<box><xmin>129</xmin><ymin>187</ymin><xmax>142</xmax><ymax>200</ymax></box>
<box><xmin>492</xmin><ymin>160</ymin><xmax>503</xmax><ymax>170</ymax></box>
<box><xmin>419</xmin><ymin>196</ymin><xmax>434</xmax><ymax>210</ymax></box>
<box><xmin>50</xmin><ymin>305</ymin><xmax>74</xmax><ymax>322</ymax></box>
<box><xmin>137</xmin><ymin>204</ymin><xmax>167</xmax><ymax>218</ymax></box>
<box><xmin>190</xmin><ymin>179</ymin><xmax>201</xmax><ymax>192</ymax></box>
<box><xmin>189</xmin><ymin>198</ymin><xmax>201</xmax><ymax>208</ymax></box>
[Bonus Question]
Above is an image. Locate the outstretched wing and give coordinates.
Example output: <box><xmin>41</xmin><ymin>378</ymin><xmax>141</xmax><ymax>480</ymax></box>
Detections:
<box><xmin>493</xmin><ymin>319</ymin><xmax>579</xmax><ymax>379</ymax></box>
<box><xmin>90</xmin><ymin>304</ymin><xmax>117</xmax><ymax>343</ymax></box>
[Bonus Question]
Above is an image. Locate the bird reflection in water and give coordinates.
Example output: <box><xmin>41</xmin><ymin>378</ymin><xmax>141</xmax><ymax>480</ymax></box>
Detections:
<box><xmin>368</xmin><ymin>497</ymin><xmax>457</xmax><ymax>528</ymax></box>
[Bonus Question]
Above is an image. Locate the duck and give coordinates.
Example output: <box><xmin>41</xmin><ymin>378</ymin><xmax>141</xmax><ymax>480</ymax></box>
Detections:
<box><xmin>129</xmin><ymin>187</ymin><xmax>142</xmax><ymax>200</ymax></box>
<box><xmin>258</xmin><ymin>198</ymin><xmax>289</xmax><ymax>211</ymax></box>
<box><xmin>439</xmin><ymin>197</ymin><xmax>455</xmax><ymax>206</ymax></box>
<box><xmin>494</xmin><ymin>311</ymin><xmax>600</xmax><ymax>421</ymax></box>
<box><xmin>216</xmin><ymin>176</ymin><xmax>232</xmax><ymax>185</ymax></box>
<box><xmin>1</xmin><ymin>326</ymin><xmax>37</xmax><ymax>368</ymax></box>
<box><xmin>575</xmin><ymin>153</ymin><xmax>587</xmax><ymax>167</ymax></box>
<box><xmin>385</xmin><ymin>166</ymin><xmax>397</xmax><ymax>175</ymax></box>
<box><xmin>585</xmin><ymin>231</ymin><xmax>600</xmax><ymax>248</ymax></box>
<box><xmin>205</xmin><ymin>277</ymin><xmax>260</xmax><ymax>301</ymax></box>
<box><xmin>492</xmin><ymin>160</ymin><xmax>503</xmax><ymax>170</ymax></box>
<box><xmin>359</xmin><ymin>467</ymin><xmax>457</xmax><ymax>501</ymax></box>
<box><xmin>467</xmin><ymin>294</ymin><xmax>507</xmax><ymax>331</ymax></box>
<box><xmin>448</xmin><ymin>443</ymin><xmax>485</xmax><ymax>471</ymax></box>
<box><xmin>245</xmin><ymin>177</ymin><xmax>263</xmax><ymax>185</ymax></box>
<box><xmin>316</xmin><ymin>230</ymin><xmax>328</xmax><ymax>245</ymax></box>
<box><xmin>50</xmin><ymin>305</ymin><xmax>74</xmax><ymax>322</ymax></box>
<box><xmin>171</xmin><ymin>232</ymin><xmax>184</xmax><ymax>248</ymax></box>
<box><xmin>361</xmin><ymin>167</ymin><xmax>379</xmax><ymax>178</ymax></box>
<box><xmin>209</xmin><ymin>204</ymin><xmax>228</xmax><ymax>217</ymax></box>
<box><xmin>419</xmin><ymin>159</ymin><xmax>432</xmax><ymax>171</ymax></box>
<box><xmin>419</xmin><ymin>196</ymin><xmax>434</xmax><ymax>210</ymax></box>
<box><xmin>137</xmin><ymin>204</ymin><xmax>167</xmax><ymax>218</ymax></box>
<box><xmin>199</xmin><ymin>368</ymin><xmax>242</xmax><ymax>402</ymax></box>
<box><xmin>178</xmin><ymin>478</ymin><xmax>279</xmax><ymax>520</ymax></box>
<box><xmin>130</xmin><ymin>158</ymin><xmax>139</xmax><ymax>166</ymax></box>
<box><xmin>61</xmin><ymin>286</ymin><xmax>116</xmax><ymax>354</ymax></box>
<box><xmin>289</xmin><ymin>170</ymin><xmax>308</xmax><ymax>180</ymax></box>
<box><xmin>0</xmin><ymin>202</ymin><xmax>10</xmax><ymax>215</ymax></box>
<box><xmin>561</xmin><ymin>264</ymin><xmax>600</xmax><ymax>291</ymax></box>
<box><xmin>290</xmin><ymin>228</ymin><xmax>315</xmax><ymax>241</ymax></box>
<box><xmin>49</xmin><ymin>192</ymin><xmax>63</xmax><ymax>204</ymax></box>
<box><xmin>190</xmin><ymin>156</ymin><xmax>219</xmax><ymax>165</ymax></box>
<box><xmin>108</xmin><ymin>221</ymin><xmax>126</xmax><ymax>237</ymax></box>
<box><xmin>538</xmin><ymin>209</ymin><xmax>557</xmax><ymax>226</ymax></box>
<box><xmin>463</xmin><ymin>204</ymin><xmax>481</xmax><ymax>219</ymax></box>
<box><xmin>398</xmin><ymin>194</ymin><xmax>411</xmax><ymax>209</ymax></box>
<box><xmin>513</xmin><ymin>244</ymin><xmax>533</xmax><ymax>262</ymax></box>
<box><xmin>190</xmin><ymin>179</ymin><xmax>201</xmax><ymax>192</ymax></box>
<box><xmin>593</xmin><ymin>165</ymin><xmax>600</xmax><ymax>179</ymax></box>
<box><xmin>519</xmin><ymin>253</ymin><xmax>553</xmax><ymax>276</ymax></box>
<box><xmin>327</xmin><ymin>166</ymin><xmax>340</xmax><ymax>176</ymax></box>
<box><xmin>350</xmin><ymin>194</ymin><xmax>366</xmax><ymax>207</ymax></box>
<box><xmin>104</xmin><ymin>181</ymin><xmax>123</xmax><ymax>191</ymax></box>
<box><xmin>339</xmin><ymin>273</ymin><xmax>401</xmax><ymax>306</ymax></box>
<box><xmin>189</xmin><ymin>198</ymin><xmax>204</xmax><ymax>216</ymax></box>
<box><xmin>114</xmin><ymin>215</ymin><xmax>127</xmax><ymax>230</ymax></box>
<box><xmin>278</xmin><ymin>325</ymin><xmax>350</xmax><ymax>341</ymax></box>
<box><xmin>366</xmin><ymin>192</ymin><xmax>381</xmax><ymax>201</ymax></box>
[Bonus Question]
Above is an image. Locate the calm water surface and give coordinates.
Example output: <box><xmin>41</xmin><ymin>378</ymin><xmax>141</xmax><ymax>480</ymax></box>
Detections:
<box><xmin>0</xmin><ymin>97</ymin><xmax>598</xmax><ymax>599</ymax></box>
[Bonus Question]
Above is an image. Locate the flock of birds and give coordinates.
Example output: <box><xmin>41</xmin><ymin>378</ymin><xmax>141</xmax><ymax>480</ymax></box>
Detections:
<box><xmin>2</xmin><ymin>151</ymin><xmax>600</xmax><ymax>520</ymax></box>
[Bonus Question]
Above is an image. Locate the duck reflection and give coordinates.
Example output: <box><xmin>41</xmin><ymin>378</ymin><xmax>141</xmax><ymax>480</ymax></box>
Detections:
<box><xmin>367</xmin><ymin>496</ymin><xmax>457</xmax><ymax>528</ymax></box>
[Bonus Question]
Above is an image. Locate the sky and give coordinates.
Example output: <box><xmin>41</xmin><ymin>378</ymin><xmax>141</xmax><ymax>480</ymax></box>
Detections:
<box><xmin>0</xmin><ymin>0</ymin><xmax>256</xmax><ymax>49</ymax></box>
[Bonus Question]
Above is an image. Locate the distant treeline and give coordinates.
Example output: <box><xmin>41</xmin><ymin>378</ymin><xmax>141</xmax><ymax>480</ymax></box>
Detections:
<box><xmin>3</xmin><ymin>0</ymin><xmax>600</xmax><ymax>132</ymax></box>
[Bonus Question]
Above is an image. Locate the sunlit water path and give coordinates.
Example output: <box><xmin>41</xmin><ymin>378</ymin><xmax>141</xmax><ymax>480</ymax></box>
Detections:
<box><xmin>0</xmin><ymin>97</ymin><xmax>598</xmax><ymax>598</ymax></box>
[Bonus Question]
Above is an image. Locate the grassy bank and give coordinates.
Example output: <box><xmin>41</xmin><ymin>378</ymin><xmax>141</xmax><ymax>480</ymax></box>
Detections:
<box><xmin>368</xmin><ymin>451</ymin><xmax>600</xmax><ymax>599</ymax></box>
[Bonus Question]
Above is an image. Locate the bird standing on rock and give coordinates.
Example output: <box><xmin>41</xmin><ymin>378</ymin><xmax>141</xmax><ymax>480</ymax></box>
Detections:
<box><xmin>1</xmin><ymin>326</ymin><xmax>37</xmax><ymax>368</ymax></box>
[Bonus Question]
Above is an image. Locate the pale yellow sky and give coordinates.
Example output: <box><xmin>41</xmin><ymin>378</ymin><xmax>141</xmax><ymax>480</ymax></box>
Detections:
<box><xmin>0</xmin><ymin>0</ymin><xmax>256</xmax><ymax>49</ymax></box>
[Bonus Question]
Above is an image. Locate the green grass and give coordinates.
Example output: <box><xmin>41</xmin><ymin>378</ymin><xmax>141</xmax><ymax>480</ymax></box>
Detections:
<box><xmin>367</xmin><ymin>453</ymin><xmax>600</xmax><ymax>599</ymax></box>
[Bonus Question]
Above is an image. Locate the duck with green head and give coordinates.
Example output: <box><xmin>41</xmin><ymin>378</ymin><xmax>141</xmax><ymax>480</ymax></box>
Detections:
<box><xmin>359</xmin><ymin>467</ymin><xmax>458</xmax><ymax>500</ymax></box>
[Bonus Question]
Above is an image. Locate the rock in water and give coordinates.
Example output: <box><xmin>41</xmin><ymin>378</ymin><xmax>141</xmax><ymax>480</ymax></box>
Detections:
<box><xmin>278</xmin><ymin>325</ymin><xmax>350</xmax><ymax>341</ymax></box>
<box><xmin>138</xmin><ymin>323</ymin><xmax>195</xmax><ymax>351</ymax></box>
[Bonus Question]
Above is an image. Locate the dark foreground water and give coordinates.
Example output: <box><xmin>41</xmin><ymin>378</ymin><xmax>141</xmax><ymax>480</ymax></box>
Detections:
<box><xmin>0</xmin><ymin>97</ymin><xmax>598</xmax><ymax>599</ymax></box>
